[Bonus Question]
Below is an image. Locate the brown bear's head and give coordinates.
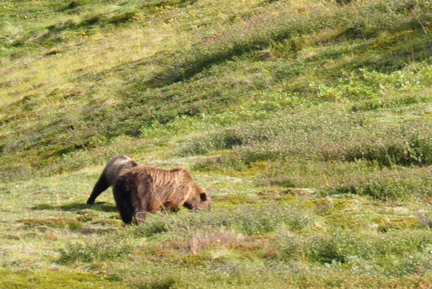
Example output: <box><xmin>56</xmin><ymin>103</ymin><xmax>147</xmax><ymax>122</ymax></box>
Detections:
<box><xmin>185</xmin><ymin>185</ymin><xmax>211</xmax><ymax>212</ymax></box>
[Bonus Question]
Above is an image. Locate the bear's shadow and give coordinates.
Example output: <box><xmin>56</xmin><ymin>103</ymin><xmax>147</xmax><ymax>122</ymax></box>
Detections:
<box><xmin>32</xmin><ymin>202</ymin><xmax>117</xmax><ymax>213</ymax></box>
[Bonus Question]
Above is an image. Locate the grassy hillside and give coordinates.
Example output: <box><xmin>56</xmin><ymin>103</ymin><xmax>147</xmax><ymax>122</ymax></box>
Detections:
<box><xmin>1</xmin><ymin>0</ymin><xmax>432</xmax><ymax>287</ymax></box>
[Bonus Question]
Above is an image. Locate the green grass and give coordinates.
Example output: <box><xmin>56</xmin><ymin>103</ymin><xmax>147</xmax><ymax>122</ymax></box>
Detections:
<box><xmin>0</xmin><ymin>269</ymin><xmax>124</xmax><ymax>289</ymax></box>
<box><xmin>2</xmin><ymin>0</ymin><xmax>432</xmax><ymax>287</ymax></box>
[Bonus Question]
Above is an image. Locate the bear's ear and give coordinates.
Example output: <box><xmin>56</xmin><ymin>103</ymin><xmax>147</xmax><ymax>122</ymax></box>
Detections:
<box><xmin>200</xmin><ymin>192</ymin><xmax>207</xmax><ymax>202</ymax></box>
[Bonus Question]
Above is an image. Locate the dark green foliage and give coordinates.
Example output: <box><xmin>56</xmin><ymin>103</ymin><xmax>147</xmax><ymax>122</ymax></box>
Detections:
<box><xmin>139</xmin><ymin>220</ymin><xmax>169</xmax><ymax>237</ymax></box>
<box><xmin>307</xmin><ymin>234</ymin><xmax>349</xmax><ymax>264</ymax></box>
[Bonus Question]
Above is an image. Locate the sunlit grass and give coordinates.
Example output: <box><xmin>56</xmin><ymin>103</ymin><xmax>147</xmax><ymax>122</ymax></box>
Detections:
<box><xmin>2</xmin><ymin>0</ymin><xmax>432</xmax><ymax>287</ymax></box>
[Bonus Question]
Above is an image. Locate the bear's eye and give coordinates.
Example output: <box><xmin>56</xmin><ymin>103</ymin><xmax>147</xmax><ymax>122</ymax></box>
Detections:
<box><xmin>200</xmin><ymin>192</ymin><xmax>207</xmax><ymax>202</ymax></box>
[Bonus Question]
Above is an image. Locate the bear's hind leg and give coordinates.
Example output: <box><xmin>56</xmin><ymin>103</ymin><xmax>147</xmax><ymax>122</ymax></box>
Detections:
<box><xmin>87</xmin><ymin>173</ymin><xmax>110</xmax><ymax>205</ymax></box>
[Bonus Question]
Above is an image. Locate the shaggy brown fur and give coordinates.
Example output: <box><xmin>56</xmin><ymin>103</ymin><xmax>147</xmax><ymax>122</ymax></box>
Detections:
<box><xmin>87</xmin><ymin>155</ymin><xmax>139</xmax><ymax>205</ymax></box>
<box><xmin>113</xmin><ymin>166</ymin><xmax>211</xmax><ymax>224</ymax></box>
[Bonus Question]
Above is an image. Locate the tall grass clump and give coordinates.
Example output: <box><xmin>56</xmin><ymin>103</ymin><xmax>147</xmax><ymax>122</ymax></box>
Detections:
<box><xmin>58</xmin><ymin>239</ymin><xmax>132</xmax><ymax>264</ymax></box>
<box><xmin>131</xmin><ymin>204</ymin><xmax>313</xmax><ymax>239</ymax></box>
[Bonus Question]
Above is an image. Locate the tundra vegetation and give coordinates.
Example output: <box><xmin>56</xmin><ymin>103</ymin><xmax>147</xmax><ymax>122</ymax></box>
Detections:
<box><xmin>1</xmin><ymin>0</ymin><xmax>432</xmax><ymax>287</ymax></box>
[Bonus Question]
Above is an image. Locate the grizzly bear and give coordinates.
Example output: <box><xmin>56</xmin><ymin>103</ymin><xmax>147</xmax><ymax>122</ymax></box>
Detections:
<box><xmin>87</xmin><ymin>155</ymin><xmax>139</xmax><ymax>205</ymax></box>
<box><xmin>113</xmin><ymin>166</ymin><xmax>211</xmax><ymax>224</ymax></box>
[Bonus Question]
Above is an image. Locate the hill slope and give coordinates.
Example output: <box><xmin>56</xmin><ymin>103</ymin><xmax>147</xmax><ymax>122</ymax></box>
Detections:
<box><xmin>1</xmin><ymin>0</ymin><xmax>432</xmax><ymax>287</ymax></box>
